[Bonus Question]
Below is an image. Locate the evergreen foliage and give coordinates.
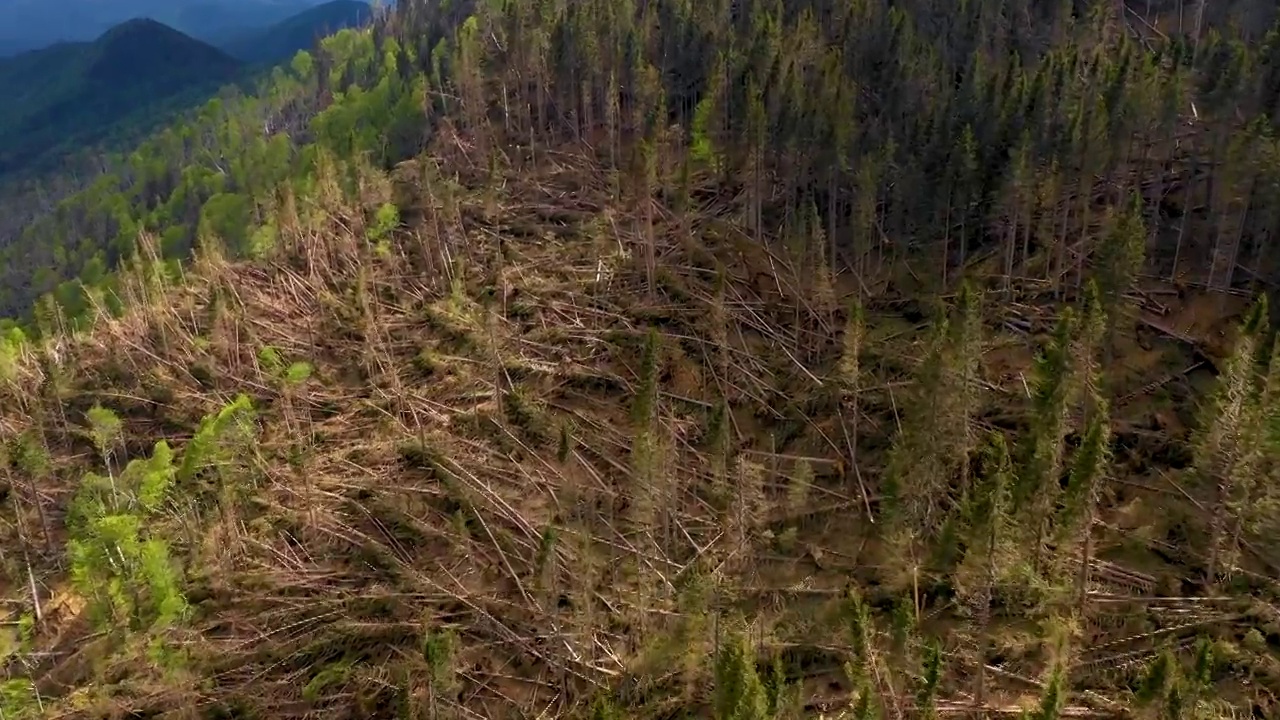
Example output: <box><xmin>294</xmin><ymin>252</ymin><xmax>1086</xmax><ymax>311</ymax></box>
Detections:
<box><xmin>0</xmin><ymin>0</ymin><xmax>1278</xmax><ymax>716</ymax></box>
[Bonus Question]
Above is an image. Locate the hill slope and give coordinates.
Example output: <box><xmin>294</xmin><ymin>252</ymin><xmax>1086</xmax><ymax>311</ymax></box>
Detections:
<box><xmin>2</xmin><ymin>1</ymin><xmax>1280</xmax><ymax>718</ymax></box>
<box><xmin>2</xmin><ymin>127</ymin><xmax>1279</xmax><ymax>720</ymax></box>
<box><xmin>0</xmin><ymin>19</ymin><xmax>242</xmax><ymax>176</ymax></box>
<box><xmin>220</xmin><ymin>0</ymin><xmax>373</xmax><ymax>65</ymax></box>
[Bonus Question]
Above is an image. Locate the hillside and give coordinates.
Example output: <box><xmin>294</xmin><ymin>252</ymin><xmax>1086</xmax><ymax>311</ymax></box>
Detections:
<box><xmin>220</xmin><ymin>0</ymin><xmax>373</xmax><ymax>65</ymax></box>
<box><xmin>0</xmin><ymin>19</ymin><xmax>242</xmax><ymax>176</ymax></box>
<box><xmin>2</xmin><ymin>0</ymin><xmax>1280</xmax><ymax>718</ymax></box>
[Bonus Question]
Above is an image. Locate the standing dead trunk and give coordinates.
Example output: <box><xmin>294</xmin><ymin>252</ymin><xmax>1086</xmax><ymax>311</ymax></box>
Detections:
<box><xmin>1076</xmin><ymin>491</ymin><xmax>1096</xmax><ymax>612</ymax></box>
<box><xmin>1171</xmin><ymin>152</ymin><xmax>1198</xmax><ymax>282</ymax></box>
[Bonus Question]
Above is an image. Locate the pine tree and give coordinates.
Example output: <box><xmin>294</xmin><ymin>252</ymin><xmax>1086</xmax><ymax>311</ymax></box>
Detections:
<box><xmin>1094</xmin><ymin>194</ymin><xmax>1147</xmax><ymax>382</ymax></box>
<box><xmin>838</xmin><ymin>298</ymin><xmax>872</xmax><ymax>516</ymax></box>
<box><xmin>947</xmin><ymin>283</ymin><xmax>983</xmax><ymax>501</ymax></box>
<box><xmin>1073</xmin><ymin>282</ymin><xmax>1108</xmax><ymax>423</ymax></box>
<box><xmin>1196</xmin><ymin>297</ymin><xmax>1267</xmax><ymax>583</ymax></box>
<box><xmin>916</xmin><ymin>638</ymin><xmax>942</xmax><ymax>720</ymax></box>
<box><xmin>712</xmin><ymin>621</ymin><xmax>770</xmax><ymax>720</ymax></box>
<box><xmin>881</xmin><ymin>315</ymin><xmax>951</xmax><ymax>585</ymax></box>
<box><xmin>85</xmin><ymin>405</ymin><xmax>124</xmax><ymax>507</ymax></box>
<box><xmin>958</xmin><ymin>433</ymin><xmax>1013</xmax><ymax>706</ymax></box>
<box><xmin>1054</xmin><ymin>399</ymin><xmax>1111</xmax><ymax>611</ymax></box>
<box><xmin>630</xmin><ymin>328</ymin><xmax>664</xmax><ymax>542</ymax></box>
<box><xmin>1017</xmin><ymin>308</ymin><xmax>1075</xmax><ymax>524</ymax></box>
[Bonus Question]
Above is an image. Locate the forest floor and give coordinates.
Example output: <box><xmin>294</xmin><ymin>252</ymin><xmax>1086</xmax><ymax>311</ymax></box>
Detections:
<box><xmin>1</xmin><ymin>136</ymin><xmax>1278</xmax><ymax>719</ymax></box>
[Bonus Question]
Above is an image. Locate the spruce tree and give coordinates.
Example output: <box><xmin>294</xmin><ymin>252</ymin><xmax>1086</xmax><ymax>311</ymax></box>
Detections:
<box><xmin>1196</xmin><ymin>298</ymin><xmax>1267</xmax><ymax>583</ymax></box>
<box><xmin>1055</xmin><ymin>400</ymin><xmax>1111</xmax><ymax>611</ymax></box>
<box><xmin>712</xmin><ymin>621</ymin><xmax>769</xmax><ymax>720</ymax></box>
<box><xmin>958</xmin><ymin>433</ymin><xmax>1013</xmax><ymax>706</ymax></box>
<box><xmin>1017</xmin><ymin>309</ymin><xmax>1074</xmax><ymax>567</ymax></box>
<box><xmin>1094</xmin><ymin>194</ymin><xmax>1147</xmax><ymax>382</ymax></box>
<box><xmin>838</xmin><ymin>299</ymin><xmax>872</xmax><ymax>516</ymax></box>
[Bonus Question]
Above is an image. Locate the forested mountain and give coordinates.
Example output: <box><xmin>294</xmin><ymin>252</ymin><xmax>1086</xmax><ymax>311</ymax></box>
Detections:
<box><xmin>0</xmin><ymin>19</ymin><xmax>242</xmax><ymax>176</ymax></box>
<box><xmin>0</xmin><ymin>0</ymin><xmax>325</xmax><ymax>57</ymax></box>
<box><xmin>220</xmin><ymin>0</ymin><xmax>374</xmax><ymax>65</ymax></box>
<box><xmin>2</xmin><ymin>0</ymin><xmax>1280</xmax><ymax>718</ymax></box>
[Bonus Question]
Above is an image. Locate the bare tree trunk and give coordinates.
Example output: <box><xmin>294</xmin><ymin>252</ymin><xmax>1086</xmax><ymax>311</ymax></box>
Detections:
<box><xmin>1206</xmin><ymin>470</ymin><xmax>1233</xmax><ymax>584</ymax></box>
<box><xmin>1193</xmin><ymin>0</ymin><xmax>1208</xmax><ymax>52</ymax></box>
<box><xmin>942</xmin><ymin>185</ymin><xmax>953</xmax><ymax>288</ymax></box>
<box><xmin>1004</xmin><ymin>205</ymin><xmax>1016</xmax><ymax>296</ymax></box>
<box><xmin>1224</xmin><ymin>185</ymin><xmax>1254</xmax><ymax>291</ymax></box>
<box><xmin>1077</xmin><ymin>494</ymin><xmax>1096</xmax><ymax>613</ymax></box>
<box><xmin>1171</xmin><ymin>153</ymin><xmax>1198</xmax><ymax>282</ymax></box>
<box><xmin>1056</xmin><ymin>190</ymin><xmax>1071</xmax><ymax>299</ymax></box>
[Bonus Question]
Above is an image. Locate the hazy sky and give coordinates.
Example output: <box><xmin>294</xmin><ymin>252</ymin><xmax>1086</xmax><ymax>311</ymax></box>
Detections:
<box><xmin>0</xmin><ymin>0</ymin><xmax>328</xmax><ymax>54</ymax></box>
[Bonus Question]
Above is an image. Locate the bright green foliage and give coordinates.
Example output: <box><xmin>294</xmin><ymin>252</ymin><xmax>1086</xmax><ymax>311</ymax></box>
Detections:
<box><xmin>138</xmin><ymin>537</ymin><xmax>188</xmax><ymax>627</ymax></box>
<box><xmin>284</xmin><ymin>361</ymin><xmax>314</xmax><ymax>387</ymax></box>
<box><xmin>85</xmin><ymin>404</ymin><xmax>124</xmax><ymax>460</ymax></box>
<box><xmin>0</xmin><ymin>327</ymin><xmax>27</xmax><ymax>384</ymax></box>
<box><xmin>916</xmin><ymin>638</ymin><xmax>943</xmax><ymax>718</ymax></box>
<box><xmin>712</xmin><ymin>625</ymin><xmax>770</xmax><ymax>720</ymax></box>
<box><xmin>177</xmin><ymin>394</ymin><xmax>257</xmax><ymax>484</ymax></box>
<box><xmin>0</xmin><ymin>0</ymin><xmax>1276</xmax><ymax>714</ymax></box>
<box><xmin>69</xmin><ymin>441</ymin><xmax>175</xmax><ymax>527</ymax></box>
<box><xmin>690</xmin><ymin>95</ymin><xmax>720</xmax><ymax>171</ymax></box>
<box><xmin>303</xmin><ymin>659</ymin><xmax>354</xmax><ymax>702</ymax></box>
<box><xmin>763</xmin><ymin>653</ymin><xmax>797</xmax><ymax>718</ymax></box>
<box><xmin>1030</xmin><ymin>664</ymin><xmax>1067</xmax><ymax>720</ymax></box>
<box><xmin>67</xmin><ymin>439</ymin><xmax>185</xmax><ymax>630</ymax></box>
<box><xmin>889</xmin><ymin>595</ymin><xmax>915</xmax><ymax>657</ymax></box>
<box><xmin>257</xmin><ymin>345</ymin><xmax>286</xmax><ymax>376</ymax></box>
<box><xmin>10</xmin><ymin>430</ymin><xmax>50</xmax><ymax>480</ymax></box>
<box><xmin>372</xmin><ymin>202</ymin><xmax>400</xmax><ymax>240</ymax></box>
<box><xmin>1074</xmin><ymin>282</ymin><xmax>1107</xmax><ymax>405</ymax></box>
<box><xmin>881</xmin><ymin>316</ymin><xmax>950</xmax><ymax>533</ymax></box>
<box><xmin>422</xmin><ymin>626</ymin><xmax>457</xmax><ymax>683</ymax></box>
<box><xmin>135</xmin><ymin>441</ymin><xmax>177</xmax><ymax>513</ymax></box>
<box><xmin>0</xmin><ymin>679</ymin><xmax>39</xmax><ymax>719</ymax></box>
<box><xmin>841</xmin><ymin>585</ymin><xmax>872</xmax><ymax>683</ymax></box>
<box><xmin>248</xmin><ymin>222</ymin><xmax>278</xmax><ymax>258</ymax></box>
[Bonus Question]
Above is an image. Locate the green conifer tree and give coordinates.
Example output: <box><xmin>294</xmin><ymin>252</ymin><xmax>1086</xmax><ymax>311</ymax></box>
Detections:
<box><xmin>958</xmin><ymin>433</ymin><xmax>1013</xmax><ymax>706</ymax></box>
<box><xmin>1196</xmin><ymin>298</ymin><xmax>1267</xmax><ymax>583</ymax></box>
<box><xmin>712</xmin><ymin>621</ymin><xmax>770</xmax><ymax>720</ymax></box>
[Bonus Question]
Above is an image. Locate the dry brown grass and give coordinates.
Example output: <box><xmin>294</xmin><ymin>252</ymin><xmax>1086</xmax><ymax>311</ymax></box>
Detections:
<box><xmin>0</xmin><ymin>137</ymin><xmax>1274</xmax><ymax>719</ymax></box>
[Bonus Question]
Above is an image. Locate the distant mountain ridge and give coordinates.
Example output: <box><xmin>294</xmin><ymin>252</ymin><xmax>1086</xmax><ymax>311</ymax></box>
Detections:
<box><xmin>0</xmin><ymin>2</ymin><xmax>381</xmax><ymax>179</ymax></box>
<box><xmin>220</xmin><ymin>0</ymin><xmax>373</xmax><ymax>65</ymax></box>
<box><xmin>0</xmin><ymin>0</ymin><xmax>326</xmax><ymax>57</ymax></box>
<box><xmin>0</xmin><ymin>19</ymin><xmax>242</xmax><ymax>175</ymax></box>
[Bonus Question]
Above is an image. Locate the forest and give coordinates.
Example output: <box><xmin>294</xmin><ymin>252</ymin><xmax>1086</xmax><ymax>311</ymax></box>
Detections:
<box><xmin>1</xmin><ymin>0</ymin><xmax>1280</xmax><ymax>717</ymax></box>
